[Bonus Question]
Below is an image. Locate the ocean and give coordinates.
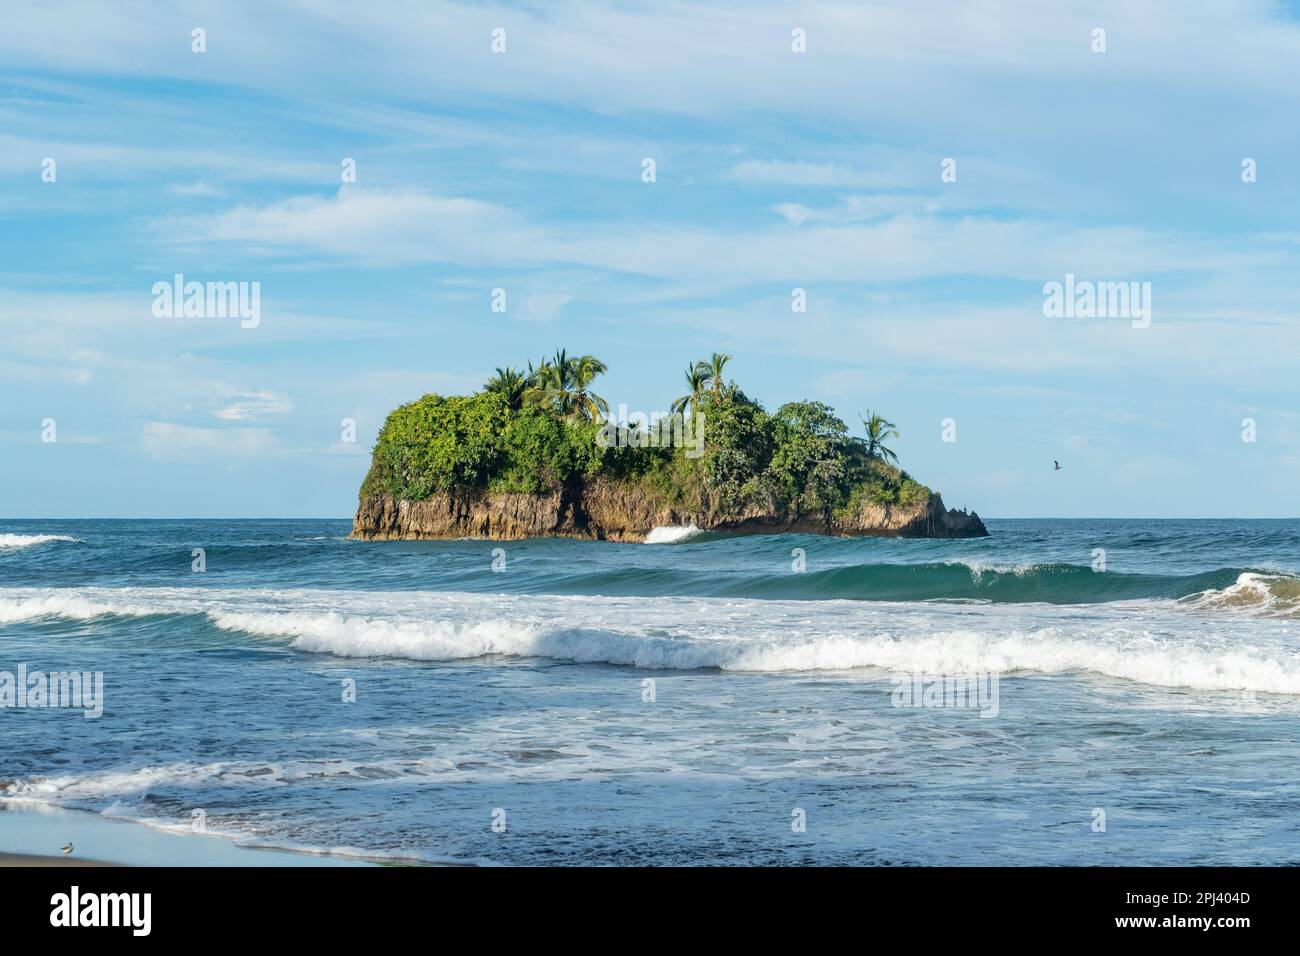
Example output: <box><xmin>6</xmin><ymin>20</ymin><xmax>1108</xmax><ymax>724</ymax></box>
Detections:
<box><xmin>1</xmin><ymin>518</ymin><xmax>1298</xmax><ymax>865</ymax></box>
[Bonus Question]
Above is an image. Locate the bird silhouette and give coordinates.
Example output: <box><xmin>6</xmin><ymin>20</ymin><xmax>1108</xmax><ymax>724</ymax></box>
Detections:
<box><xmin>1053</xmin><ymin>460</ymin><xmax>1061</xmax><ymax>471</ymax></box>
<box><xmin>61</xmin><ymin>843</ymin><xmax>73</xmax><ymax>854</ymax></box>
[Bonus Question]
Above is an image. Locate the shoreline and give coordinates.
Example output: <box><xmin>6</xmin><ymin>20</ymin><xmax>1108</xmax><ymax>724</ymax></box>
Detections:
<box><xmin>0</xmin><ymin>803</ymin><xmax>377</xmax><ymax>867</ymax></box>
<box><xmin>0</xmin><ymin>851</ymin><xmax>116</xmax><ymax>867</ymax></box>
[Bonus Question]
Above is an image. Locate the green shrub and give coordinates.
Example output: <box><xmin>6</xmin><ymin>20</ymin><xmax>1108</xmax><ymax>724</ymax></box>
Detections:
<box><xmin>361</xmin><ymin>392</ymin><xmax>509</xmax><ymax>499</ymax></box>
<box><xmin>491</xmin><ymin>404</ymin><xmax>604</xmax><ymax>493</ymax></box>
<box><xmin>765</xmin><ymin>400</ymin><xmax>854</xmax><ymax>513</ymax></box>
<box><xmin>361</xmin><ymin>362</ymin><xmax>930</xmax><ymax>519</ymax></box>
<box><xmin>700</xmin><ymin>386</ymin><xmax>772</xmax><ymax>511</ymax></box>
<box><xmin>898</xmin><ymin>477</ymin><xmax>931</xmax><ymax>507</ymax></box>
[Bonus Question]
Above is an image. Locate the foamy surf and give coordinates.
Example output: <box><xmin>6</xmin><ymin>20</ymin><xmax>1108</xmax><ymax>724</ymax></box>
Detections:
<box><xmin>0</xmin><ymin>773</ymin><xmax>489</xmax><ymax>866</ymax></box>
<box><xmin>0</xmin><ymin>533</ymin><xmax>81</xmax><ymax>550</ymax></box>
<box><xmin>1182</xmin><ymin>571</ymin><xmax>1300</xmax><ymax>618</ymax></box>
<box><xmin>643</xmin><ymin>524</ymin><xmax>703</xmax><ymax>544</ymax></box>
<box><xmin>7</xmin><ymin>518</ymin><xmax>1297</xmax><ymax>867</ymax></box>
<box><xmin>225</xmin><ymin>612</ymin><xmax>1300</xmax><ymax>694</ymax></box>
<box><xmin>0</xmin><ymin>592</ymin><xmax>163</xmax><ymax>624</ymax></box>
<box><xmin>3</xmin><ymin>585</ymin><xmax>1299</xmax><ymax>694</ymax></box>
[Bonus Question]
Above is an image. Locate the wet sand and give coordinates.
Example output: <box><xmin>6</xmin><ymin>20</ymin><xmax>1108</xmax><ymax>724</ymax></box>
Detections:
<box><xmin>0</xmin><ymin>804</ymin><xmax>372</xmax><ymax>867</ymax></box>
<box><xmin>0</xmin><ymin>850</ymin><xmax>115</xmax><ymax>867</ymax></box>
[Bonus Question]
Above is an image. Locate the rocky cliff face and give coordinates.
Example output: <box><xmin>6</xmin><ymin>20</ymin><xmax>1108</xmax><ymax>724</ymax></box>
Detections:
<box><xmin>351</xmin><ymin>480</ymin><xmax>987</xmax><ymax>541</ymax></box>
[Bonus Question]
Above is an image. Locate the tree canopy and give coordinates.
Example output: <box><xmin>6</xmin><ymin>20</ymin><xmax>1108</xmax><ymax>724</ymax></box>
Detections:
<box><xmin>361</xmin><ymin>352</ymin><xmax>931</xmax><ymax>518</ymax></box>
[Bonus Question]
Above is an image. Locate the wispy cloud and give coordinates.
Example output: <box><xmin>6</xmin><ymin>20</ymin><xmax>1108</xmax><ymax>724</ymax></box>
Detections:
<box><xmin>214</xmin><ymin>389</ymin><xmax>294</xmax><ymax>421</ymax></box>
<box><xmin>4</xmin><ymin>0</ymin><xmax>1299</xmax><ymax>517</ymax></box>
<box><xmin>159</xmin><ymin>186</ymin><xmax>1279</xmax><ymax>287</ymax></box>
<box><xmin>141</xmin><ymin>422</ymin><xmax>276</xmax><ymax>461</ymax></box>
<box><xmin>725</xmin><ymin>160</ymin><xmax>897</xmax><ymax>189</ymax></box>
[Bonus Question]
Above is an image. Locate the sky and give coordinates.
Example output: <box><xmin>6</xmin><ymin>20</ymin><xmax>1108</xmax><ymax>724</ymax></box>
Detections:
<box><xmin>2</xmin><ymin>0</ymin><xmax>1298</xmax><ymax>518</ymax></box>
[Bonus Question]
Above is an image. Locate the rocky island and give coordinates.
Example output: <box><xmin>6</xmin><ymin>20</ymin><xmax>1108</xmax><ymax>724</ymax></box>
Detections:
<box><xmin>352</xmin><ymin>351</ymin><xmax>986</xmax><ymax>542</ymax></box>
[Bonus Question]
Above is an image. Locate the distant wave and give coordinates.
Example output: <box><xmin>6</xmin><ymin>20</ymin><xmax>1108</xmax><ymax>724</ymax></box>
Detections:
<box><xmin>643</xmin><ymin>524</ymin><xmax>704</xmax><ymax>544</ymax></box>
<box><xmin>3</xmin><ymin>586</ymin><xmax>1298</xmax><ymax>694</ymax></box>
<box><xmin>0</xmin><ymin>533</ymin><xmax>81</xmax><ymax>550</ymax></box>
<box><xmin>0</xmin><ymin>592</ymin><xmax>159</xmax><ymax>624</ymax></box>
<box><xmin>557</xmin><ymin>562</ymin><xmax>1272</xmax><ymax>605</ymax></box>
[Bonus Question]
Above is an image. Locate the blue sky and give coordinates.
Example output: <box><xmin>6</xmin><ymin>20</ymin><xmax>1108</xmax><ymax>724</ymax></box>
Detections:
<box><xmin>2</xmin><ymin>0</ymin><xmax>1299</xmax><ymax>518</ymax></box>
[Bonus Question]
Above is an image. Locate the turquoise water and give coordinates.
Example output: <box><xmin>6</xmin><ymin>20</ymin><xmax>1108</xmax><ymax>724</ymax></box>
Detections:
<box><xmin>1</xmin><ymin>518</ymin><xmax>1298</xmax><ymax>864</ymax></box>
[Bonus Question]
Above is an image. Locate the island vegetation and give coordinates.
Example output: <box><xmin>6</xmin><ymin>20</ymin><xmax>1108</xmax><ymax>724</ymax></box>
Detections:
<box><xmin>359</xmin><ymin>350</ymin><xmax>938</xmax><ymax>526</ymax></box>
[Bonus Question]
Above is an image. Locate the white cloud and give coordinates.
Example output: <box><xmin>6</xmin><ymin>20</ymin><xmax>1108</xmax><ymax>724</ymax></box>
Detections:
<box><xmin>169</xmin><ymin>181</ymin><xmax>228</xmax><ymax>198</ymax></box>
<box><xmin>141</xmin><ymin>422</ymin><xmax>276</xmax><ymax>461</ymax></box>
<box><xmin>774</xmin><ymin>195</ymin><xmax>943</xmax><ymax>226</ymax></box>
<box><xmin>0</xmin><ymin>132</ymin><xmax>334</xmax><ymax>183</ymax></box>
<box><xmin>214</xmin><ymin>389</ymin><xmax>294</xmax><ymax>421</ymax></box>
<box><xmin>161</xmin><ymin>186</ymin><xmax>1274</xmax><ymax>286</ymax></box>
<box><xmin>726</xmin><ymin>160</ymin><xmax>895</xmax><ymax>189</ymax></box>
<box><xmin>163</xmin><ymin>187</ymin><xmax>536</xmax><ymax>268</ymax></box>
<box><xmin>4</xmin><ymin>2</ymin><xmax>1299</xmax><ymax>120</ymax></box>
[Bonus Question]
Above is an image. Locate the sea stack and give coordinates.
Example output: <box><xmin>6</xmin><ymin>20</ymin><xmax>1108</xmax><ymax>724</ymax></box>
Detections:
<box><xmin>351</xmin><ymin>365</ymin><xmax>987</xmax><ymax>542</ymax></box>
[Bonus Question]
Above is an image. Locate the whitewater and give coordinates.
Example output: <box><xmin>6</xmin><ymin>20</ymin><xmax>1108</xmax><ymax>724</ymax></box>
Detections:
<box><xmin>2</xmin><ymin>517</ymin><xmax>1298</xmax><ymax>865</ymax></box>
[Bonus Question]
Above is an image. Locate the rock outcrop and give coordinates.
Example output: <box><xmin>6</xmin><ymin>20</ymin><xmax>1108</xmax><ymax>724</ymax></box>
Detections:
<box><xmin>351</xmin><ymin>480</ymin><xmax>987</xmax><ymax>541</ymax></box>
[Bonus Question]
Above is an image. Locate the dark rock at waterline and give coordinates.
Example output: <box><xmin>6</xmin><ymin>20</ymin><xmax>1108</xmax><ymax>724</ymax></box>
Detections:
<box><xmin>351</xmin><ymin>479</ymin><xmax>987</xmax><ymax>542</ymax></box>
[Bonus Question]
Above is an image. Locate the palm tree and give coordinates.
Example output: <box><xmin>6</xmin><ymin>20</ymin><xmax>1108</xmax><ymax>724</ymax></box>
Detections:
<box><xmin>569</xmin><ymin>354</ymin><xmax>609</xmax><ymax>420</ymax></box>
<box><xmin>483</xmin><ymin>367</ymin><xmax>527</xmax><ymax>411</ymax></box>
<box><xmin>860</xmin><ymin>411</ymin><xmax>900</xmax><ymax>464</ymax></box>
<box><xmin>522</xmin><ymin>358</ymin><xmax>548</xmax><ymax>401</ymax></box>
<box><xmin>524</xmin><ymin>350</ymin><xmax>609</xmax><ymax>420</ymax></box>
<box><xmin>672</xmin><ymin>365</ymin><xmax>710</xmax><ymax>415</ymax></box>
<box><xmin>524</xmin><ymin>351</ymin><xmax>568</xmax><ymax>411</ymax></box>
<box><xmin>694</xmin><ymin>352</ymin><xmax>732</xmax><ymax>395</ymax></box>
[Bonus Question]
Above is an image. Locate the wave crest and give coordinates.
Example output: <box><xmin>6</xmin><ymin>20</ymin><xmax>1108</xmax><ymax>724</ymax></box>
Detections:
<box><xmin>225</xmin><ymin>613</ymin><xmax>1300</xmax><ymax>693</ymax></box>
<box><xmin>1182</xmin><ymin>572</ymin><xmax>1300</xmax><ymax>618</ymax></box>
<box><xmin>643</xmin><ymin>524</ymin><xmax>704</xmax><ymax>544</ymax></box>
<box><xmin>4</xmin><ymin>585</ymin><xmax>1300</xmax><ymax>694</ymax></box>
<box><xmin>0</xmin><ymin>533</ymin><xmax>81</xmax><ymax>550</ymax></box>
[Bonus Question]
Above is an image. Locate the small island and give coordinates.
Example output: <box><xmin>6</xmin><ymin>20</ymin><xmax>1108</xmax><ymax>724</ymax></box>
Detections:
<box><xmin>352</xmin><ymin>351</ymin><xmax>987</xmax><ymax>541</ymax></box>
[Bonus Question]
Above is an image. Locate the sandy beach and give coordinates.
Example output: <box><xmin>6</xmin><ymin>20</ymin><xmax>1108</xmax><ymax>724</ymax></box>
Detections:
<box><xmin>0</xmin><ymin>851</ymin><xmax>115</xmax><ymax>867</ymax></box>
<box><xmin>0</xmin><ymin>804</ymin><xmax>372</xmax><ymax>867</ymax></box>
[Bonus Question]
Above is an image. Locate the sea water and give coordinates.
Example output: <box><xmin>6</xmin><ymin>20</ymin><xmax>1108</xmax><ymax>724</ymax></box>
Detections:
<box><xmin>1</xmin><ymin>518</ymin><xmax>1297</xmax><ymax>865</ymax></box>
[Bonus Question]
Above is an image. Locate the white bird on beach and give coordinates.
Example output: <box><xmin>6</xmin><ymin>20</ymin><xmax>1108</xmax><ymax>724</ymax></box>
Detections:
<box><xmin>61</xmin><ymin>843</ymin><xmax>73</xmax><ymax>854</ymax></box>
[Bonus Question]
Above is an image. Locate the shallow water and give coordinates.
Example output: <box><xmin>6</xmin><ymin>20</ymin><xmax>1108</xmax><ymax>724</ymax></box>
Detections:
<box><xmin>1</xmin><ymin>518</ymin><xmax>1298</xmax><ymax>864</ymax></box>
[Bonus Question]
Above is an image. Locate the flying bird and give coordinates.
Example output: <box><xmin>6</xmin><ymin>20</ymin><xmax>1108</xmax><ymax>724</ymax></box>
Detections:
<box><xmin>61</xmin><ymin>843</ymin><xmax>73</xmax><ymax>854</ymax></box>
<box><xmin>1054</xmin><ymin>460</ymin><xmax>1061</xmax><ymax>471</ymax></box>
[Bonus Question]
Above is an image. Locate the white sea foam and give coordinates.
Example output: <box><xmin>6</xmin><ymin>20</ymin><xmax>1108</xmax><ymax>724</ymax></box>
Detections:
<box><xmin>942</xmin><ymin>558</ymin><xmax>1039</xmax><ymax>577</ymax></box>
<box><xmin>210</xmin><ymin>609</ymin><xmax>555</xmax><ymax>662</ymax></box>
<box><xmin>0</xmin><ymin>771</ymin><xmax>490</xmax><ymax>865</ymax></box>
<box><xmin>643</xmin><ymin>524</ymin><xmax>703</xmax><ymax>544</ymax></box>
<box><xmin>1182</xmin><ymin>572</ymin><xmax>1300</xmax><ymax>618</ymax></box>
<box><xmin>0</xmin><ymin>533</ymin><xmax>81</xmax><ymax>550</ymax></box>
<box><xmin>2</xmin><ymin>585</ymin><xmax>1298</xmax><ymax>693</ymax></box>
<box><xmin>0</xmin><ymin>593</ymin><xmax>161</xmax><ymax>624</ymax></box>
<box><xmin>0</xmin><ymin>763</ymin><xmax>228</xmax><ymax>802</ymax></box>
<box><xmin>216</xmin><ymin>839</ymin><xmax>486</xmax><ymax>867</ymax></box>
<box><xmin>245</xmin><ymin>615</ymin><xmax>1300</xmax><ymax>694</ymax></box>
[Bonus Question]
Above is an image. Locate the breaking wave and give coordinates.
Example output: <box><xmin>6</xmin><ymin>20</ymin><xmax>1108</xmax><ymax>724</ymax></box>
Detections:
<box><xmin>2</xmin><ymin>586</ymin><xmax>1298</xmax><ymax>694</ymax></box>
<box><xmin>643</xmin><ymin>524</ymin><xmax>705</xmax><ymax>544</ymax></box>
<box><xmin>1181</xmin><ymin>571</ymin><xmax>1300</xmax><ymax>618</ymax></box>
<box><xmin>0</xmin><ymin>533</ymin><xmax>81</xmax><ymax>550</ymax></box>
